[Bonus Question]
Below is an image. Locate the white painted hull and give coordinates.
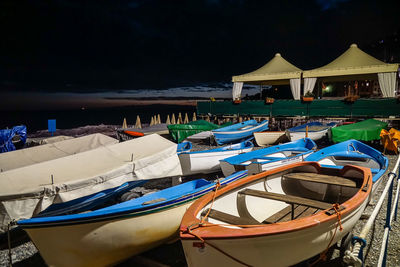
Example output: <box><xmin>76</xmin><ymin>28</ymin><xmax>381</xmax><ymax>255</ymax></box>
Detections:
<box><xmin>179</xmin><ymin>147</ymin><xmax>253</xmax><ymax>175</ymax></box>
<box><xmin>253</xmin><ymin>131</ymin><xmax>286</xmax><ymax>146</ymax></box>
<box><xmin>25</xmin><ymin>203</ymin><xmax>192</xmax><ymax>267</ymax></box>
<box><xmin>288</xmin><ymin>129</ymin><xmax>329</xmax><ymax>141</ymax></box>
<box><xmin>182</xmin><ymin>199</ymin><xmax>367</xmax><ymax>267</ymax></box>
<box><xmin>186</xmin><ymin>131</ymin><xmax>213</xmax><ymax>141</ymax></box>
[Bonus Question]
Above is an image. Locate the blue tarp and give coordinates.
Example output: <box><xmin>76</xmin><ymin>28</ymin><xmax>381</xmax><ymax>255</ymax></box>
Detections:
<box><xmin>0</xmin><ymin>125</ymin><xmax>27</xmax><ymax>153</ymax></box>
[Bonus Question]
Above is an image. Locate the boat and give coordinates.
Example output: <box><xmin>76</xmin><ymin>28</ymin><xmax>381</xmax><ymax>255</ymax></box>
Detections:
<box><xmin>286</xmin><ymin>121</ymin><xmax>337</xmax><ymax>141</ymax></box>
<box><xmin>18</xmin><ymin>170</ymin><xmax>249</xmax><ymax>267</ymax></box>
<box><xmin>253</xmin><ymin>130</ymin><xmax>287</xmax><ymax>146</ymax></box>
<box><xmin>185</xmin><ymin>130</ymin><xmax>213</xmax><ymax>143</ymax></box>
<box><xmin>212</xmin><ymin>120</ymin><xmax>269</xmax><ymax>145</ymax></box>
<box><xmin>179</xmin><ymin>140</ymin><xmax>254</xmax><ymax>175</ymax></box>
<box><xmin>220</xmin><ymin>138</ymin><xmax>317</xmax><ymax>177</ymax></box>
<box><xmin>0</xmin><ymin>134</ymin><xmax>182</xmax><ymax>233</ymax></box>
<box><xmin>180</xmin><ymin>161</ymin><xmax>372</xmax><ymax>267</ymax></box>
<box><xmin>0</xmin><ymin>125</ymin><xmax>27</xmax><ymax>153</ymax></box>
<box><xmin>116</xmin><ymin>124</ymin><xmax>170</xmax><ymax>142</ymax></box>
<box><xmin>330</xmin><ymin>119</ymin><xmax>388</xmax><ymax>143</ymax></box>
<box><xmin>168</xmin><ymin>120</ymin><xmax>232</xmax><ymax>143</ymax></box>
<box><xmin>305</xmin><ymin>139</ymin><xmax>388</xmax><ymax>195</ymax></box>
<box><xmin>0</xmin><ymin>133</ymin><xmax>118</xmax><ymax>172</ymax></box>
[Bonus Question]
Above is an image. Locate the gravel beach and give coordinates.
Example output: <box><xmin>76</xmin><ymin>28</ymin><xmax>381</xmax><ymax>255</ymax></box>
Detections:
<box><xmin>1</xmin><ymin>133</ymin><xmax>399</xmax><ymax>267</ymax></box>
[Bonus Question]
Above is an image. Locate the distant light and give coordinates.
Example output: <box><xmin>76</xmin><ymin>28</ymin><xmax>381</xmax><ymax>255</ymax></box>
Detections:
<box><xmin>366</xmin><ymin>82</ymin><xmax>369</xmax><ymax>86</ymax></box>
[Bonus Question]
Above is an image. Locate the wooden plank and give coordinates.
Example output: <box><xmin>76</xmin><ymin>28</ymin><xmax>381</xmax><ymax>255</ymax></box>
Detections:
<box><xmin>201</xmin><ymin>209</ymin><xmax>260</xmax><ymax>225</ymax></box>
<box><xmin>263</xmin><ymin>205</ymin><xmax>293</xmax><ymax>224</ymax></box>
<box><xmin>263</xmin><ymin>205</ymin><xmax>319</xmax><ymax>224</ymax></box>
<box><xmin>283</xmin><ymin>172</ymin><xmax>357</xmax><ymax>188</ymax></box>
<box><xmin>238</xmin><ymin>189</ymin><xmax>333</xmax><ymax>210</ymax></box>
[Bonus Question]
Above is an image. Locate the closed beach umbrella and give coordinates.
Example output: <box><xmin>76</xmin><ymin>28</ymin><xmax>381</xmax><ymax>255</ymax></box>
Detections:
<box><xmin>184</xmin><ymin>113</ymin><xmax>189</xmax><ymax>124</ymax></box>
<box><xmin>171</xmin><ymin>114</ymin><xmax>176</xmax><ymax>124</ymax></box>
<box><xmin>122</xmin><ymin>118</ymin><xmax>128</xmax><ymax>129</ymax></box>
<box><xmin>166</xmin><ymin>115</ymin><xmax>171</xmax><ymax>125</ymax></box>
<box><xmin>157</xmin><ymin>114</ymin><xmax>161</xmax><ymax>124</ymax></box>
<box><xmin>135</xmin><ymin>115</ymin><xmax>142</xmax><ymax>129</ymax></box>
<box><xmin>192</xmin><ymin>112</ymin><xmax>197</xmax><ymax>122</ymax></box>
<box><xmin>178</xmin><ymin>113</ymin><xmax>183</xmax><ymax>124</ymax></box>
<box><xmin>150</xmin><ymin>116</ymin><xmax>155</xmax><ymax>126</ymax></box>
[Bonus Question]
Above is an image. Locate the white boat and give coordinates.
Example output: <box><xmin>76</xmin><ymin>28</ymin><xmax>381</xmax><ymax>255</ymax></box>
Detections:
<box><xmin>185</xmin><ymin>131</ymin><xmax>213</xmax><ymax>142</ymax></box>
<box><xmin>179</xmin><ymin>140</ymin><xmax>254</xmax><ymax>175</ymax></box>
<box><xmin>180</xmin><ymin>161</ymin><xmax>372</xmax><ymax>267</ymax></box>
<box><xmin>18</xmin><ymin>171</ymin><xmax>248</xmax><ymax>267</ymax></box>
<box><xmin>0</xmin><ymin>134</ymin><xmax>182</xmax><ymax>233</ymax></box>
<box><xmin>286</xmin><ymin>122</ymin><xmax>337</xmax><ymax>141</ymax></box>
<box><xmin>253</xmin><ymin>131</ymin><xmax>287</xmax><ymax>146</ymax></box>
<box><xmin>220</xmin><ymin>138</ymin><xmax>316</xmax><ymax>177</ymax></box>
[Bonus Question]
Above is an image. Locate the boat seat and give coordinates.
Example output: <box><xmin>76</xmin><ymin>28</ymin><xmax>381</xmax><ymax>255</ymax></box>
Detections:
<box><xmin>320</xmin><ymin>164</ymin><xmax>380</xmax><ymax>174</ymax></box>
<box><xmin>238</xmin><ymin>189</ymin><xmax>333</xmax><ymax>210</ymax></box>
<box><xmin>282</xmin><ymin>172</ymin><xmax>358</xmax><ymax>188</ymax></box>
<box><xmin>263</xmin><ymin>204</ymin><xmax>320</xmax><ymax>223</ymax></box>
<box><xmin>252</xmin><ymin>156</ymin><xmax>283</xmax><ymax>161</ymax></box>
<box><xmin>201</xmin><ymin>208</ymin><xmax>261</xmax><ymax>225</ymax></box>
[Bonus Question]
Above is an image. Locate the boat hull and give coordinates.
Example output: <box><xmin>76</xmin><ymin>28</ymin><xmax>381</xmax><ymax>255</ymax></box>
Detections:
<box><xmin>212</xmin><ymin>120</ymin><xmax>269</xmax><ymax>145</ymax></box>
<box><xmin>287</xmin><ymin>128</ymin><xmax>330</xmax><ymax>141</ymax></box>
<box><xmin>25</xmin><ymin>203</ymin><xmax>192</xmax><ymax>267</ymax></box>
<box><xmin>253</xmin><ymin>131</ymin><xmax>286</xmax><ymax>146</ymax></box>
<box><xmin>182</xmin><ymin>200</ymin><xmax>367</xmax><ymax>267</ymax></box>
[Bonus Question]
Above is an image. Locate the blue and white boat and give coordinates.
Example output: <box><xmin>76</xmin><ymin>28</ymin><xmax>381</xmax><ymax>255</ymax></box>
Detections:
<box><xmin>212</xmin><ymin>120</ymin><xmax>269</xmax><ymax>145</ymax></box>
<box><xmin>305</xmin><ymin>139</ymin><xmax>388</xmax><ymax>195</ymax></box>
<box><xmin>220</xmin><ymin>138</ymin><xmax>317</xmax><ymax>176</ymax></box>
<box><xmin>18</xmin><ymin>171</ymin><xmax>248</xmax><ymax>267</ymax></box>
<box><xmin>287</xmin><ymin>121</ymin><xmax>337</xmax><ymax>141</ymax></box>
<box><xmin>179</xmin><ymin>140</ymin><xmax>254</xmax><ymax>175</ymax></box>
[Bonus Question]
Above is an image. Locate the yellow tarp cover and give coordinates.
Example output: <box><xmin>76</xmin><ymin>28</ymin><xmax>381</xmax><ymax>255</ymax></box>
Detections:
<box><xmin>232</xmin><ymin>53</ymin><xmax>302</xmax><ymax>85</ymax></box>
<box><xmin>380</xmin><ymin>128</ymin><xmax>400</xmax><ymax>154</ymax></box>
<box><xmin>303</xmin><ymin>44</ymin><xmax>399</xmax><ymax>79</ymax></box>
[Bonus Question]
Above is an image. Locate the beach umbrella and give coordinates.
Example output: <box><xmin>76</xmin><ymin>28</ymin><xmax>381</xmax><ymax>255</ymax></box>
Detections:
<box><xmin>206</xmin><ymin>116</ymin><xmax>210</xmax><ymax>122</ymax></box>
<box><xmin>239</xmin><ymin>116</ymin><xmax>243</xmax><ymax>123</ymax></box>
<box><xmin>166</xmin><ymin>115</ymin><xmax>171</xmax><ymax>125</ymax></box>
<box><xmin>183</xmin><ymin>113</ymin><xmax>189</xmax><ymax>124</ymax></box>
<box><xmin>157</xmin><ymin>114</ymin><xmax>161</xmax><ymax>124</ymax></box>
<box><xmin>171</xmin><ymin>114</ymin><xmax>176</xmax><ymax>124</ymax></box>
<box><xmin>135</xmin><ymin>115</ymin><xmax>142</xmax><ymax>129</ymax></box>
<box><xmin>192</xmin><ymin>112</ymin><xmax>197</xmax><ymax>122</ymax></box>
<box><xmin>122</xmin><ymin>118</ymin><xmax>128</xmax><ymax>129</ymax></box>
<box><xmin>178</xmin><ymin>113</ymin><xmax>183</xmax><ymax>124</ymax></box>
<box><xmin>150</xmin><ymin>116</ymin><xmax>155</xmax><ymax>126</ymax></box>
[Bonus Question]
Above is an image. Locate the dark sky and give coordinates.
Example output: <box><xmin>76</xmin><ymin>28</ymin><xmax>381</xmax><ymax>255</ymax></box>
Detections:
<box><xmin>0</xmin><ymin>0</ymin><xmax>399</xmax><ymax>91</ymax></box>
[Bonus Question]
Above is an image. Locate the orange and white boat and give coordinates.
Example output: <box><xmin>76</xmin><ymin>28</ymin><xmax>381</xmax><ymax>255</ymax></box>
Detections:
<box><xmin>180</xmin><ymin>161</ymin><xmax>372</xmax><ymax>267</ymax></box>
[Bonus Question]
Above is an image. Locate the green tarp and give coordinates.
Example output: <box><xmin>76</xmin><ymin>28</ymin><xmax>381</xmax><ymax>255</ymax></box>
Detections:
<box><xmin>167</xmin><ymin>120</ymin><xmax>231</xmax><ymax>143</ymax></box>
<box><xmin>331</xmin><ymin>119</ymin><xmax>388</xmax><ymax>143</ymax></box>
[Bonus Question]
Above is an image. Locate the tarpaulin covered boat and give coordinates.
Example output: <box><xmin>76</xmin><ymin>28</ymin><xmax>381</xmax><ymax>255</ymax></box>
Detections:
<box><xmin>0</xmin><ymin>134</ymin><xmax>182</xmax><ymax>233</ymax></box>
<box><xmin>18</xmin><ymin>171</ymin><xmax>248</xmax><ymax>267</ymax></box>
<box><xmin>168</xmin><ymin>120</ymin><xmax>230</xmax><ymax>143</ymax></box>
<box><xmin>331</xmin><ymin>119</ymin><xmax>388</xmax><ymax>143</ymax></box>
<box><xmin>380</xmin><ymin>128</ymin><xmax>400</xmax><ymax>153</ymax></box>
<box><xmin>180</xmin><ymin>162</ymin><xmax>372</xmax><ymax>267</ymax></box>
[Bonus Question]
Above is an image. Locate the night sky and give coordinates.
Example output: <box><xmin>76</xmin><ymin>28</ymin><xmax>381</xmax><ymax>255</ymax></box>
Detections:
<box><xmin>1</xmin><ymin>0</ymin><xmax>399</xmax><ymax>92</ymax></box>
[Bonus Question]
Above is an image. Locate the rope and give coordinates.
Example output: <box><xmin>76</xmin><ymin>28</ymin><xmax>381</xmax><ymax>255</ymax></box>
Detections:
<box><xmin>309</xmin><ymin>203</ymin><xmax>343</xmax><ymax>266</ymax></box>
<box><xmin>200</xmin><ymin>180</ymin><xmax>220</xmax><ymax>224</ymax></box>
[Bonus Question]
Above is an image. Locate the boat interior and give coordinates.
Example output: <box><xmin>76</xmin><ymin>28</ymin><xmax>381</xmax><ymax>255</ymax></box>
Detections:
<box><xmin>199</xmin><ymin>164</ymin><xmax>365</xmax><ymax>227</ymax></box>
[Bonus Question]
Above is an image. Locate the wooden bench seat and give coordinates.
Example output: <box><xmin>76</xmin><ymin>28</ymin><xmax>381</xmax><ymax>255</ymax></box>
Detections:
<box><xmin>282</xmin><ymin>172</ymin><xmax>357</xmax><ymax>188</ymax></box>
<box><xmin>263</xmin><ymin>205</ymin><xmax>319</xmax><ymax>223</ymax></box>
<box><xmin>238</xmin><ymin>189</ymin><xmax>333</xmax><ymax>210</ymax></box>
<box><xmin>201</xmin><ymin>209</ymin><xmax>260</xmax><ymax>225</ymax></box>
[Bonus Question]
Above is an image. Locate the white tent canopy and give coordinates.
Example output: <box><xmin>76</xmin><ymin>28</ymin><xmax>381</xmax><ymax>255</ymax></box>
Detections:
<box><xmin>302</xmin><ymin>44</ymin><xmax>399</xmax><ymax>97</ymax></box>
<box><xmin>0</xmin><ymin>134</ymin><xmax>182</xmax><ymax>231</ymax></box>
<box><xmin>0</xmin><ymin>133</ymin><xmax>118</xmax><ymax>172</ymax></box>
<box><xmin>232</xmin><ymin>53</ymin><xmax>303</xmax><ymax>100</ymax></box>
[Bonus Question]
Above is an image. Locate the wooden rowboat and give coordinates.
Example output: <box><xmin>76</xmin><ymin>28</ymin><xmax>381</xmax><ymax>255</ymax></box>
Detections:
<box><xmin>305</xmin><ymin>139</ymin><xmax>388</xmax><ymax>196</ymax></box>
<box><xmin>253</xmin><ymin>130</ymin><xmax>287</xmax><ymax>146</ymax></box>
<box><xmin>212</xmin><ymin>120</ymin><xmax>269</xmax><ymax>145</ymax></box>
<box><xmin>179</xmin><ymin>140</ymin><xmax>254</xmax><ymax>175</ymax></box>
<box><xmin>220</xmin><ymin>138</ymin><xmax>316</xmax><ymax>177</ymax></box>
<box><xmin>286</xmin><ymin>121</ymin><xmax>337</xmax><ymax>142</ymax></box>
<box><xmin>180</xmin><ymin>162</ymin><xmax>372</xmax><ymax>267</ymax></box>
<box><xmin>18</xmin><ymin>171</ymin><xmax>248</xmax><ymax>267</ymax></box>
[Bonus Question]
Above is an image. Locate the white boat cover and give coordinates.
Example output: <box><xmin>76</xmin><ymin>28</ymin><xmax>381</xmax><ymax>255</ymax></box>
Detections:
<box><xmin>0</xmin><ymin>134</ymin><xmax>118</xmax><ymax>172</ymax></box>
<box><xmin>0</xmin><ymin>134</ymin><xmax>182</xmax><ymax>231</ymax></box>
